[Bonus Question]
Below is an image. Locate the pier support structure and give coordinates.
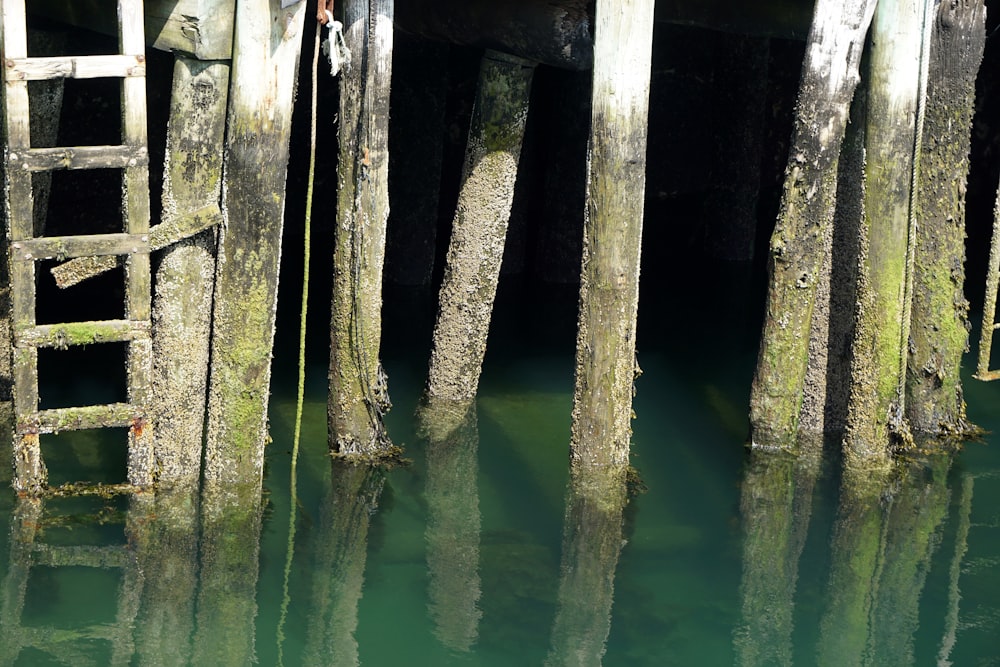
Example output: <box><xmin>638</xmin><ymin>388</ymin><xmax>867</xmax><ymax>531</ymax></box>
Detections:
<box><xmin>845</xmin><ymin>0</ymin><xmax>933</xmax><ymax>464</ymax></box>
<box><xmin>425</xmin><ymin>50</ymin><xmax>536</xmax><ymax>403</ymax></box>
<box><xmin>328</xmin><ymin>0</ymin><xmax>395</xmax><ymax>458</ymax></box>
<box><xmin>204</xmin><ymin>0</ymin><xmax>306</xmax><ymax>486</ymax></box>
<box><xmin>749</xmin><ymin>0</ymin><xmax>877</xmax><ymax>449</ymax></box>
<box><xmin>569</xmin><ymin>0</ymin><xmax>655</xmax><ymax>472</ymax></box>
<box><xmin>153</xmin><ymin>56</ymin><xmax>229</xmax><ymax>489</ymax></box>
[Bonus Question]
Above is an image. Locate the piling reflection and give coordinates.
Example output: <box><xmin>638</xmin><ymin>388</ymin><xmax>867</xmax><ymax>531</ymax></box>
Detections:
<box><xmin>734</xmin><ymin>435</ymin><xmax>823</xmax><ymax>667</ymax></box>
<box><xmin>545</xmin><ymin>466</ymin><xmax>628</xmax><ymax>666</ymax></box>
<box><xmin>303</xmin><ymin>460</ymin><xmax>386</xmax><ymax>667</ymax></box>
<box><xmin>131</xmin><ymin>486</ymin><xmax>200</xmax><ymax>667</ymax></box>
<box><xmin>819</xmin><ymin>455</ymin><xmax>952</xmax><ymax>667</ymax></box>
<box><xmin>191</xmin><ymin>482</ymin><xmax>264</xmax><ymax>666</ymax></box>
<box><xmin>736</xmin><ymin>443</ymin><xmax>957</xmax><ymax>667</ymax></box>
<box><xmin>417</xmin><ymin>397</ymin><xmax>482</xmax><ymax>653</ymax></box>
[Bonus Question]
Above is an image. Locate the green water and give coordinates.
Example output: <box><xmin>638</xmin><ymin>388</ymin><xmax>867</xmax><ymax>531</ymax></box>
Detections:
<box><xmin>1</xmin><ymin>283</ymin><xmax>999</xmax><ymax>666</ymax></box>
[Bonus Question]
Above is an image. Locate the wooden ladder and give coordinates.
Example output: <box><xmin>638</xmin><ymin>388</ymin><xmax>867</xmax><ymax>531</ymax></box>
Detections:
<box><xmin>1</xmin><ymin>0</ymin><xmax>154</xmax><ymax>493</ymax></box>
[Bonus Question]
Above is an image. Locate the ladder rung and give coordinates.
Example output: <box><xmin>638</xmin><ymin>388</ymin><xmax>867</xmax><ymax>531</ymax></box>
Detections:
<box><xmin>30</xmin><ymin>543</ymin><xmax>129</xmax><ymax>569</ymax></box>
<box><xmin>9</xmin><ymin>145</ymin><xmax>148</xmax><ymax>172</ymax></box>
<box><xmin>16</xmin><ymin>320</ymin><xmax>150</xmax><ymax>349</ymax></box>
<box><xmin>17</xmin><ymin>621</ymin><xmax>124</xmax><ymax>646</ymax></box>
<box><xmin>11</xmin><ymin>233</ymin><xmax>149</xmax><ymax>261</ymax></box>
<box><xmin>19</xmin><ymin>403</ymin><xmax>144</xmax><ymax>435</ymax></box>
<box><xmin>4</xmin><ymin>54</ymin><xmax>145</xmax><ymax>81</ymax></box>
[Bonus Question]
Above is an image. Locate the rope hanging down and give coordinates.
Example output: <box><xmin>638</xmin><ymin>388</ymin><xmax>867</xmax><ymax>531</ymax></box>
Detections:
<box><xmin>277</xmin><ymin>2</ymin><xmax>343</xmax><ymax>661</ymax></box>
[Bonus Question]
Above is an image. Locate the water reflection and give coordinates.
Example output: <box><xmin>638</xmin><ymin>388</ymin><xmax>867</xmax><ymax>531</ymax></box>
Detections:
<box><xmin>737</xmin><ymin>443</ymin><xmax>965</xmax><ymax>667</ymax></box>
<box><xmin>734</xmin><ymin>435</ymin><xmax>822</xmax><ymax>667</ymax></box>
<box><xmin>303</xmin><ymin>460</ymin><xmax>386</xmax><ymax>667</ymax></box>
<box><xmin>546</xmin><ymin>467</ymin><xmax>628</xmax><ymax>666</ymax></box>
<box><xmin>3</xmin><ymin>418</ymin><xmax>995</xmax><ymax>665</ymax></box>
<box><xmin>417</xmin><ymin>397</ymin><xmax>482</xmax><ymax>653</ymax></box>
<box><xmin>0</xmin><ymin>481</ymin><xmax>264</xmax><ymax>666</ymax></box>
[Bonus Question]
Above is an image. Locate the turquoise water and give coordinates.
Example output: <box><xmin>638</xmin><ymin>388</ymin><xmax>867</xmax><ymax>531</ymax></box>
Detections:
<box><xmin>1</xmin><ymin>281</ymin><xmax>999</xmax><ymax>666</ymax></box>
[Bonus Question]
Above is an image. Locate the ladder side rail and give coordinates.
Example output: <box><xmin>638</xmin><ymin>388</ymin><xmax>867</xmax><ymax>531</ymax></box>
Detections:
<box><xmin>3</xmin><ymin>0</ymin><xmax>44</xmax><ymax>491</ymax></box>
<box><xmin>118</xmin><ymin>0</ymin><xmax>154</xmax><ymax>487</ymax></box>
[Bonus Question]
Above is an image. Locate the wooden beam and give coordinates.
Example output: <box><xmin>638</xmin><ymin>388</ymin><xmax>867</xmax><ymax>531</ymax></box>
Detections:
<box><xmin>28</xmin><ymin>0</ymin><xmax>236</xmax><ymax>59</ymax></box>
<box><xmin>153</xmin><ymin>56</ymin><xmax>229</xmax><ymax>489</ymax></box>
<box><xmin>328</xmin><ymin>0</ymin><xmax>395</xmax><ymax>458</ymax></box>
<box><xmin>425</xmin><ymin>50</ymin><xmax>535</xmax><ymax>403</ymax></box>
<box><xmin>748</xmin><ymin>0</ymin><xmax>877</xmax><ymax>449</ymax></box>
<box><xmin>570</xmin><ymin>0</ymin><xmax>655</xmax><ymax>471</ymax></box>
<box><xmin>845</xmin><ymin>0</ymin><xmax>932</xmax><ymax>463</ymax></box>
<box><xmin>203</xmin><ymin>0</ymin><xmax>305</xmax><ymax>486</ymax></box>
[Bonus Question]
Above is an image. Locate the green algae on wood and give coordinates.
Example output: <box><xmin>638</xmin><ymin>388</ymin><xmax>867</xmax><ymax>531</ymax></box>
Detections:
<box><xmin>748</xmin><ymin>0</ymin><xmax>877</xmax><ymax>449</ymax></box>
<box><xmin>845</xmin><ymin>0</ymin><xmax>932</xmax><ymax>464</ymax></box>
<box><xmin>328</xmin><ymin>0</ymin><xmax>395</xmax><ymax>459</ymax></box>
<box><xmin>204</xmin><ymin>0</ymin><xmax>305</xmax><ymax>486</ymax></box>
<box><xmin>907</xmin><ymin>0</ymin><xmax>985</xmax><ymax>438</ymax></box>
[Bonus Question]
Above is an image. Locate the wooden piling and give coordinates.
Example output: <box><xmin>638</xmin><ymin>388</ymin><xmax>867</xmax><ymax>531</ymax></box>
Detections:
<box><xmin>570</xmin><ymin>0</ymin><xmax>655</xmax><ymax>471</ymax></box>
<box><xmin>748</xmin><ymin>0</ymin><xmax>877</xmax><ymax>449</ymax></box>
<box><xmin>845</xmin><ymin>0</ymin><xmax>932</xmax><ymax>463</ymax></box>
<box><xmin>328</xmin><ymin>0</ymin><xmax>395</xmax><ymax>458</ymax></box>
<box><xmin>204</xmin><ymin>0</ymin><xmax>305</xmax><ymax>485</ymax></box>
<box><xmin>424</xmin><ymin>50</ymin><xmax>535</xmax><ymax>403</ymax></box>
<box><xmin>153</xmin><ymin>56</ymin><xmax>229</xmax><ymax>488</ymax></box>
<box><xmin>907</xmin><ymin>0</ymin><xmax>985</xmax><ymax>437</ymax></box>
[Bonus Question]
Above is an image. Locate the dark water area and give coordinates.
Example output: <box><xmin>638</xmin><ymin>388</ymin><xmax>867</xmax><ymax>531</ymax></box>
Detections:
<box><xmin>2</xmin><ymin>261</ymin><xmax>1000</xmax><ymax>666</ymax></box>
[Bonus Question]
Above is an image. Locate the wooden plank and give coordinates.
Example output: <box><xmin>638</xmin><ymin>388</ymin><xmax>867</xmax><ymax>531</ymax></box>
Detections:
<box><xmin>11</xmin><ymin>233</ymin><xmax>149</xmax><ymax>261</ymax></box>
<box><xmin>16</xmin><ymin>320</ymin><xmax>151</xmax><ymax>348</ymax></box>
<box><xmin>20</xmin><ymin>402</ymin><xmax>142</xmax><ymax>434</ymax></box>
<box><xmin>49</xmin><ymin>204</ymin><xmax>221</xmax><ymax>287</ymax></box>
<box><xmin>31</xmin><ymin>543</ymin><xmax>129</xmax><ymax>568</ymax></box>
<box><xmin>13</xmin><ymin>145</ymin><xmax>148</xmax><ymax>172</ymax></box>
<box><xmin>5</xmin><ymin>55</ymin><xmax>144</xmax><ymax>80</ymax></box>
<box><xmin>27</xmin><ymin>0</ymin><xmax>237</xmax><ymax>60</ymax></box>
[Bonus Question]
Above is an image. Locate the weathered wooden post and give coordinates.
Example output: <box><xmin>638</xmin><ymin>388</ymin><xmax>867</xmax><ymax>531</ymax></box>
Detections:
<box><xmin>845</xmin><ymin>0</ymin><xmax>932</xmax><ymax>464</ymax></box>
<box><xmin>153</xmin><ymin>56</ymin><xmax>229</xmax><ymax>488</ymax></box>
<box><xmin>748</xmin><ymin>0</ymin><xmax>876</xmax><ymax>449</ymax></box>
<box><xmin>328</xmin><ymin>0</ymin><xmax>395</xmax><ymax>458</ymax></box>
<box><xmin>203</xmin><ymin>0</ymin><xmax>305</xmax><ymax>485</ymax></box>
<box><xmin>570</xmin><ymin>0</ymin><xmax>654</xmax><ymax>472</ymax></box>
<box><xmin>424</xmin><ymin>50</ymin><xmax>535</xmax><ymax>403</ymax></box>
<box><xmin>907</xmin><ymin>0</ymin><xmax>985</xmax><ymax>437</ymax></box>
